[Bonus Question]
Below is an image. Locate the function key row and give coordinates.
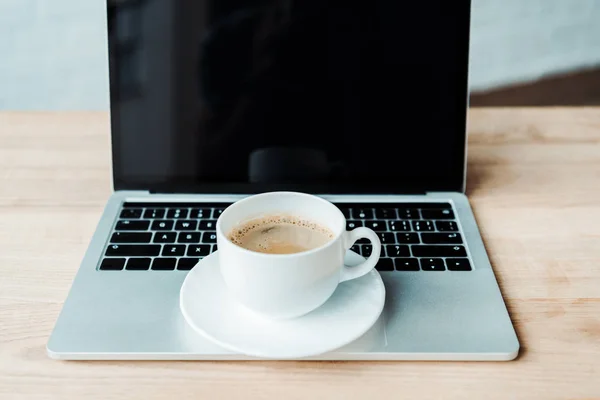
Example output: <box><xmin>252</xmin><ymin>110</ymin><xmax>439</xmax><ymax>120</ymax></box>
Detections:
<box><xmin>122</xmin><ymin>202</ymin><xmax>232</xmax><ymax>208</ymax></box>
<box><xmin>120</xmin><ymin>203</ymin><xmax>452</xmax><ymax>221</ymax></box>
<box><xmin>374</xmin><ymin>257</ymin><xmax>472</xmax><ymax>272</ymax></box>
<box><xmin>120</xmin><ymin>208</ymin><xmax>226</xmax><ymax>220</ymax></box>
<box><xmin>335</xmin><ymin>202</ymin><xmax>451</xmax><ymax>210</ymax></box>
<box><xmin>100</xmin><ymin>257</ymin><xmax>201</xmax><ymax>271</ymax></box>
<box><xmin>347</xmin><ymin>220</ymin><xmax>458</xmax><ymax>232</ymax></box>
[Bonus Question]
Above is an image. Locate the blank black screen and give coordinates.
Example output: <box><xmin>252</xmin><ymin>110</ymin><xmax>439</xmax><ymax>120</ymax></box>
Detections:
<box><xmin>108</xmin><ymin>0</ymin><xmax>470</xmax><ymax>193</ymax></box>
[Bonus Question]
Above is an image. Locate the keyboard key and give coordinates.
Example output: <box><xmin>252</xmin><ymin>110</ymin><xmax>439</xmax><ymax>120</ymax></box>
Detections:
<box><xmin>212</xmin><ymin>244</ymin><xmax>218</xmax><ymax>252</ymax></box>
<box><xmin>126</xmin><ymin>258</ymin><xmax>151</xmax><ymax>270</ymax></box>
<box><xmin>105</xmin><ymin>244</ymin><xmax>160</xmax><ymax>257</ymax></box>
<box><xmin>202</xmin><ymin>232</ymin><xmax>217</xmax><ymax>243</ymax></box>
<box><xmin>99</xmin><ymin>258</ymin><xmax>125</xmax><ymax>270</ymax></box>
<box><xmin>212</xmin><ymin>208</ymin><xmax>225</xmax><ymax>219</ymax></box>
<box><xmin>162</xmin><ymin>245</ymin><xmax>185</xmax><ymax>256</ymax></box>
<box><xmin>420</xmin><ymin>258</ymin><xmax>445</xmax><ymax>271</ymax></box>
<box><xmin>396</xmin><ymin>232</ymin><xmax>420</xmax><ymax>244</ymax></box>
<box><xmin>365</xmin><ymin>221</ymin><xmax>387</xmax><ymax>231</ymax></box>
<box><xmin>436</xmin><ymin>221</ymin><xmax>458</xmax><ymax>231</ymax></box>
<box><xmin>151</xmin><ymin>220</ymin><xmax>174</xmax><ymax>230</ymax></box>
<box><xmin>398</xmin><ymin>208</ymin><xmax>419</xmax><ymax>219</ymax></box>
<box><xmin>389</xmin><ymin>220</ymin><xmax>410</xmax><ymax>231</ymax></box>
<box><xmin>110</xmin><ymin>232</ymin><xmax>152</xmax><ymax>243</ymax></box>
<box><xmin>346</xmin><ymin>220</ymin><xmax>363</xmax><ymax>230</ymax></box>
<box><xmin>340</xmin><ymin>208</ymin><xmax>351</xmax><ymax>218</ymax></box>
<box><xmin>175</xmin><ymin>220</ymin><xmax>197</xmax><ymax>230</ymax></box>
<box><xmin>352</xmin><ymin>208</ymin><xmax>374</xmax><ymax>219</ymax></box>
<box><xmin>154</xmin><ymin>232</ymin><xmax>177</xmax><ymax>243</ymax></box>
<box><xmin>375</xmin><ymin>208</ymin><xmax>397</xmax><ymax>219</ymax></box>
<box><xmin>187</xmin><ymin>245</ymin><xmax>211</xmax><ymax>256</ymax></box>
<box><xmin>412</xmin><ymin>245</ymin><xmax>467</xmax><ymax>257</ymax></box>
<box><xmin>412</xmin><ymin>220</ymin><xmax>434</xmax><ymax>231</ymax></box>
<box><xmin>421</xmin><ymin>209</ymin><xmax>455</xmax><ymax>219</ymax></box>
<box><xmin>143</xmin><ymin>209</ymin><xmax>165</xmax><ymax>219</ymax></box>
<box><xmin>178</xmin><ymin>258</ymin><xmax>200</xmax><ymax>271</ymax></box>
<box><xmin>386</xmin><ymin>245</ymin><xmax>410</xmax><ymax>257</ymax></box>
<box><xmin>152</xmin><ymin>258</ymin><xmax>177</xmax><ymax>270</ymax></box>
<box><xmin>377</xmin><ymin>232</ymin><xmax>396</xmax><ymax>244</ymax></box>
<box><xmin>395</xmin><ymin>258</ymin><xmax>420</xmax><ymax>271</ymax></box>
<box><xmin>167</xmin><ymin>208</ymin><xmax>189</xmax><ymax>219</ymax></box>
<box><xmin>178</xmin><ymin>232</ymin><xmax>201</xmax><ymax>243</ymax></box>
<box><xmin>375</xmin><ymin>258</ymin><xmax>394</xmax><ymax>271</ymax></box>
<box><xmin>421</xmin><ymin>233</ymin><xmax>463</xmax><ymax>244</ymax></box>
<box><xmin>446</xmin><ymin>258</ymin><xmax>472</xmax><ymax>271</ymax></box>
<box><xmin>362</xmin><ymin>245</ymin><xmax>373</xmax><ymax>257</ymax></box>
<box><xmin>120</xmin><ymin>209</ymin><xmax>142</xmax><ymax>219</ymax></box>
<box><xmin>191</xmin><ymin>208</ymin><xmax>210</xmax><ymax>218</ymax></box>
<box><xmin>115</xmin><ymin>220</ymin><xmax>150</xmax><ymax>231</ymax></box>
<box><xmin>350</xmin><ymin>244</ymin><xmax>360</xmax><ymax>254</ymax></box>
<box><xmin>198</xmin><ymin>220</ymin><xmax>217</xmax><ymax>230</ymax></box>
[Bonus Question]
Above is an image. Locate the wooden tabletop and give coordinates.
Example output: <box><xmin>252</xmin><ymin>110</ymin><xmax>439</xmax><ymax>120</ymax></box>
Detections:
<box><xmin>0</xmin><ymin>108</ymin><xmax>599</xmax><ymax>399</ymax></box>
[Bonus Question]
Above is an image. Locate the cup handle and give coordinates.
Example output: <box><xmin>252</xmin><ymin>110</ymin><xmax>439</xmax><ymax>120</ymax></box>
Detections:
<box><xmin>340</xmin><ymin>227</ymin><xmax>382</xmax><ymax>283</ymax></box>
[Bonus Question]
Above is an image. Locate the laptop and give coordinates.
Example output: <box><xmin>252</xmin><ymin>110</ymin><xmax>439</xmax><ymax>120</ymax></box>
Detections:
<box><xmin>47</xmin><ymin>0</ymin><xmax>519</xmax><ymax>360</ymax></box>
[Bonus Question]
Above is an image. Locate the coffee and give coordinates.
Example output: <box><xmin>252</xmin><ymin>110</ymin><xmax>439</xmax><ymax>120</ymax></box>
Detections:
<box><xmin>228</xmin><ymin>215</ymin><xmax>334</xmax><ymax>254</ymax></box>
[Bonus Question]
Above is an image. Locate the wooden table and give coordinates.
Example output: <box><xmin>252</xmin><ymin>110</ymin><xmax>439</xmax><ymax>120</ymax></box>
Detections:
<box><xmin>0</xmin><ymin>108</ymin><xmax>599</xmax><ymax>399</ymax></box>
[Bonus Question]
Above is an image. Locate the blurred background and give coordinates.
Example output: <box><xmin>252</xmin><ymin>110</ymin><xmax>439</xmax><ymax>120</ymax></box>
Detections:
<box><xmin>0</xmin><ymin>0</ymin><xmax>599</xmax><ymax>110</ymax></box>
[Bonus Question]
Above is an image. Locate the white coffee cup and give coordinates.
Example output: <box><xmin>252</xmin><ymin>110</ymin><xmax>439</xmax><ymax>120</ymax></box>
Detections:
<box><xmin>216</xmin><ymin>192</ymin><xmax>382</xmax><ymax>319</ymax></box>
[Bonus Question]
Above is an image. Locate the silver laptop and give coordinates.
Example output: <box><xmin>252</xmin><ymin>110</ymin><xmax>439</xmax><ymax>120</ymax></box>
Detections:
<box><xmin>47</xmin><ymin>0</ymin><xmax>519</xmax><ymax>360</ymax></box>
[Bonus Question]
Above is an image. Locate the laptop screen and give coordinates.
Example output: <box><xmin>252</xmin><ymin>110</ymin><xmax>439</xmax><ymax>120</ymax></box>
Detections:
<box><xmin>108</xmin><ymin>0</ymin><xmax>470</xmax><ymax>193</ymax></box>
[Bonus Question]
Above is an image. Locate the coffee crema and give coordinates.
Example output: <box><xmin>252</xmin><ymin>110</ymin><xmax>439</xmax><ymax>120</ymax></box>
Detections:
<box><xmin>227</xmin><ymin>215</ymin><xmax>334</xmax><ymax>254</ymax></box>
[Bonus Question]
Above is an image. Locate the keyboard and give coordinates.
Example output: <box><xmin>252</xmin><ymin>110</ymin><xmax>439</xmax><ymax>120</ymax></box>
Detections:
<box><xmin>99</xmin><ymin>202</ymin><xmax>472</xmax><ymax>272</ymax></box>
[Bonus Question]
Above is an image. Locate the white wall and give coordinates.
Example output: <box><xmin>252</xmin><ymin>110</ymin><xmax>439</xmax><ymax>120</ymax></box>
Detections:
<box><xmin>470</xmin><ymin>0</ymin><xmax>600</xmax><ymax>90</ymax></box>
<box><xmin>1</xmin><ymin>0</ymin><xmax>600</xmax><ymax>110</ymax></box>
<box><xmin>0</xmin><ymin>0</ymin><xmax>109</xmax><ymax>109</ymax></box>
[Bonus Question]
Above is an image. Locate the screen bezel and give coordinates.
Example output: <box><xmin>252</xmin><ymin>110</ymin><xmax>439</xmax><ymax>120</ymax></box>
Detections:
<box><xmin>108</xmin><ymin>2</ymin><xmax>471</xmax><ymax>194</ymax></box>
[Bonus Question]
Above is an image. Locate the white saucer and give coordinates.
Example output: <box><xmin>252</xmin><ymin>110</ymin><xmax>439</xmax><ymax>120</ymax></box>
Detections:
<box><xmin>180</xmin><ymin>251</ymin><xmax>386</xmax><ymax>359</ymax></box>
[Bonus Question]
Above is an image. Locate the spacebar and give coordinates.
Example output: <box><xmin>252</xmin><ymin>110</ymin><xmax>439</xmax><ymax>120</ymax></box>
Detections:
<box><xmin>105</xmin><ymin>244</ymin><xmax>161</xmax><ymax>257</ymax></box>
<box><xmin>411</xmin><ymin>245</ymin><xmax>467</xmax><ymax>257</ymax></box>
